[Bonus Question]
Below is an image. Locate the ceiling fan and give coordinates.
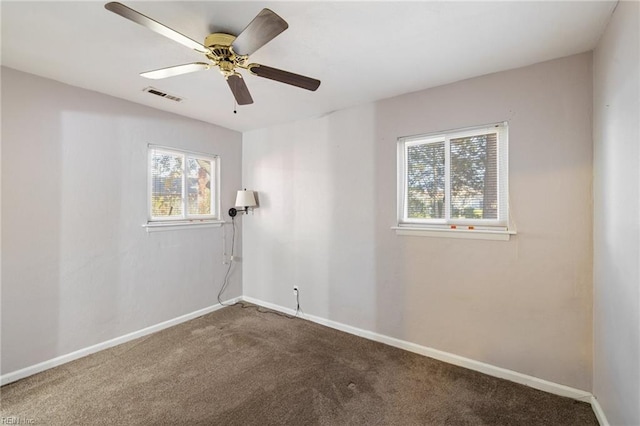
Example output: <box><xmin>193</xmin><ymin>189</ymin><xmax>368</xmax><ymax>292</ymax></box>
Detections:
<box><xmin>104</xmin><ymin>2</ymin><xmax>321</xmax><ymax>106</ymax></box>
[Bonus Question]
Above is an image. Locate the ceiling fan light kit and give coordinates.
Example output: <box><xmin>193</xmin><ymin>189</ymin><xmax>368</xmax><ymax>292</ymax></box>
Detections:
<box><xmin>105</xmin><ymin>2</ymin><xmax>321</xmax><ymax>106</ymax></box>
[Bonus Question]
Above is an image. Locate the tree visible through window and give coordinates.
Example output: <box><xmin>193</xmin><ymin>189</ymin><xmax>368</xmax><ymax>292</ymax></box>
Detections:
<box><xmin>149</xmin><ymin>146</ymin><xmax>218</xmax><ymax>221</ymax></box>
<box><xmin>399</xmin><ymin>123</ymin><xmax>508</xmax><ymax>229</ymax></box>
<box><xmin>407</xmin><ymin>141</ymin><xmax>445</xmax><ymax>219</ymax></box>
<box><xmin>450</xmin><ymin>133</ymin><xmax>498</xmax><ymax>220</ymax></box>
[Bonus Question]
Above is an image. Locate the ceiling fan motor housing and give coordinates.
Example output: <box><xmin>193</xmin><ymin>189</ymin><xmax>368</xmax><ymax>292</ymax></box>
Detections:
<box><xmin>204</xmin><ymin>33</ymin><xmax>247</xmax><ymax>77</ymax></box>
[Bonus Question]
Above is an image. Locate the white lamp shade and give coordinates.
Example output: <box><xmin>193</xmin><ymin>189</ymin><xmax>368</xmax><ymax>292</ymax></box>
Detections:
<box><xmin>235</xmin><ymin>190</ymin><xmax>257</xmax><ymax>208</ymax></box>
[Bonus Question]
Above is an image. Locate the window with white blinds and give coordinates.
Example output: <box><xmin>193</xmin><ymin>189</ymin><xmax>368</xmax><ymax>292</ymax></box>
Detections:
<box><xmin>148</xmin><ymin>146</ymin><xmax>219</xmax><ymax>222</ymax></box>
<box><xmin>398</xmin><ymin>123</ymin><xmax>508</xmax><ymax>230</ymax></box>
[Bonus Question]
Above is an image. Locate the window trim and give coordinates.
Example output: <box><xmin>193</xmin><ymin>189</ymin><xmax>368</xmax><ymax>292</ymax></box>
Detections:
<box><xmin>396</xmin><ymin>122</ymin><xmax>511</xmax><ymax>238</ymax></box>
<box><xmin>142</xmin><ymin>220</ymin><xmax>224</xmax><ymax>233</ymax></box>
<box><xmin>146</xmin><ymin>144</ymin><xmax>221</xmax><ymax>228</ymax></box>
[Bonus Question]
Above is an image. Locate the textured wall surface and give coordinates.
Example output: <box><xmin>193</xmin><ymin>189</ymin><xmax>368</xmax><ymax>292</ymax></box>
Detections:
<box><xmin>593</xmin><ymin>1</ymin><xmax>640</xmax><ymax>424</ymax></box>
<box><xmin>243</xmin><ymin>53</ymin><xmax>594</xmax><ymax>391</ymax></box>
<box><xmin>1</xmin><ymin>67</ymin><xmax>243</xmax><ymax>374</ymax></box>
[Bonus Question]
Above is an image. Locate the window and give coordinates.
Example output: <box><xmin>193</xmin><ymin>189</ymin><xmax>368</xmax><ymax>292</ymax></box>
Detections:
<box><xmin>148</xmin><ymin>145</ymin><xmax>220</xmax><ymax>225</ymax></box>
<box><xmin>397</xmin><ymin>123</ymin><xmax>509</xmax><ymax>233</ymax></box>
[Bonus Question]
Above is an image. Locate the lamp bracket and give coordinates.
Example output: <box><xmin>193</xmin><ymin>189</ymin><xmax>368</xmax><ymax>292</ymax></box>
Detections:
<box><xmin>228</xmin><ymin>207</ymin><xmax>251</xmax><ymax>217</ymax></box>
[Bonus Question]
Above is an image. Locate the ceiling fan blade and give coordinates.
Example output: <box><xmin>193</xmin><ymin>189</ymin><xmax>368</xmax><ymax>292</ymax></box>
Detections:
<box><xmin>105</xmin><ymin>2</ymin><xmax>210</xmax><ymax>54</ymax></box>
<box><xmin>248</xmin><ymin>64</ymin><xmax>321</xmax><ymax>91</ymax></box>
<box><xmin>226</xmin><ymin>74</ymin><xmax>254</xmax><ymax>105</ymax></box>
<box><xmin>140</xmin><ymin>63</ymin><xmax>211</xmax><ymax>79</ymax></box>
<box><xmin>232</xmin><ymin>9</ymin><xmax>288</xmax><ymax>56</ymax></box>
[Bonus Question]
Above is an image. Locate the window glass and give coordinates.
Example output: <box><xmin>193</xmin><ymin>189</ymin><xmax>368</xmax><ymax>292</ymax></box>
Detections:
<box><xmin>187</xmin><ymin>158</ymin><xmax>213</xmax><ymax>216</ymax></box>
<box><xmin>151</xmin><ymin>151</ymin><xmax>183</xmax><ymax>218</ymax></box>
<box><xmin>149</xmin><ymin>146</ymin><xmax>219</xmax><ymax>222</ymax></box>
<box><xmin>407</xmin><ymin>141</ymin><xmax>445</xmax><ymax>219</ymax></box>
<box><xmin>450</xmin><ymin>133</ymin><xmax>497</xmax><ymax>220</ymax></box>
<box><xmin>398</xmin><ymin>123</ymin><xmax>508</xmax><ymax>230</ymax></box>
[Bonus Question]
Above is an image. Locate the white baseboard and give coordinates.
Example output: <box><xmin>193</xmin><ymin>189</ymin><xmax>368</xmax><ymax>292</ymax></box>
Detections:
<box><xmin>0</xmin><ymin>297</ymin><xmax>241</xmax><ymax>386</ymax></box>
<box><xmin>241</xmin><ymin>296</ymin><xmax>593</xmax><ymax>404</ymax></box>
<box><xmin>590</xmin><ymin>396</ymin><xmax>610</xmax><ymax>426</ymax></box>
<box><xmin>2</xmin><ymin>295</ymin><xmax>607</xmax><ymax>426</ymax></box>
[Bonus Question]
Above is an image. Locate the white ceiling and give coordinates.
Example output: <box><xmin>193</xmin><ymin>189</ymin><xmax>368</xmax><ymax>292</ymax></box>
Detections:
<box><xmin>1</xmin><ymin>1</ymin><xmax>616</xmax><ymax>132</ymax></box>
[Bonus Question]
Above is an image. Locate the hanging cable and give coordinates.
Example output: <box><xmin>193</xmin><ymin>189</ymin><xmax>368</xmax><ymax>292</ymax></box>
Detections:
<box><xmin>216</xmin><ymin>213</ymin><xmax>299</xmax><ymax>319</ymax></box>
<box><xmin>295</xmin><ymin>290</ymin><xmax>302</xmax><ymax>317</ymax></box>
<box><xmin>217</xmin><ymin>216</ymin><xmax>236</xmax><ymax>306</ymax></box>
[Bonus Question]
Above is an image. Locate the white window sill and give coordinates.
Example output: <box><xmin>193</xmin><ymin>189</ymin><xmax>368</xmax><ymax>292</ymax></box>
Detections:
<box><xmin>392</xmin><ymin>226</ymin><xmax>515</xmax><ymax>241</ymax></box>
<box><xmin>143</xmin><ymin>220</ymin><xmax>225</xmax><ymax>232</ymax></box>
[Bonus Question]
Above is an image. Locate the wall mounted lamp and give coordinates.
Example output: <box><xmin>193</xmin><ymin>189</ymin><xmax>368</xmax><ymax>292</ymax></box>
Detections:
<box><xmin>228</xmin><ymin>189</ymin><xmax>257</xmax><ymax>217</ymax></box>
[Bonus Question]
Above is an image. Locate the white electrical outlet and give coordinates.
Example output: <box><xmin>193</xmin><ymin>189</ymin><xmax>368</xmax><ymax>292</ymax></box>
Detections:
<box><xmin>293</xmin><ymin>286</ymin><xmax>299</xmax><ymax>295</ymax></box>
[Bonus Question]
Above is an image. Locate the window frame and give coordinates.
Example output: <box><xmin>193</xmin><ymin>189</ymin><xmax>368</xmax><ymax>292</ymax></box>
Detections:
<box><xmin>146</xmin><ymin>144</ymin><xmax>221</xmax><ymax>227</ymax></box>
<box><xmin>397</xmin><ymin>122</ymin><xmax>509</xmax><ymax>234</ymax></box>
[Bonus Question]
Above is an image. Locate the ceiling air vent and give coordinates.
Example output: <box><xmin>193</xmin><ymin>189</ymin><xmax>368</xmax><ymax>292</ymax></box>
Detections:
<box><xmin>143</xmin><ymin>87</ymin><xmax>183</xmax><ymax>102</ymax></box>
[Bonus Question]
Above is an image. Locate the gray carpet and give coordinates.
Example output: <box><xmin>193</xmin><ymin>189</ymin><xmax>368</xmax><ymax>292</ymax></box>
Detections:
<box><xmin>1</xmin><ymin>303</ymin><xmax>598</xmax><ymax>425</ymax></box>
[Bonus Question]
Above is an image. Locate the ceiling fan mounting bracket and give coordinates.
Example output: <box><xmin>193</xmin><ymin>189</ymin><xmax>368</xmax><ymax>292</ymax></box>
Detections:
<box><xmin>204</xmin><ymin>33</ymin><xmax>235</xmax><ymax>48</ymax></box>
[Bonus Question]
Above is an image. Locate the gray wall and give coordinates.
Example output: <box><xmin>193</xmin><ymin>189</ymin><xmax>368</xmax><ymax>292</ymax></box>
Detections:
<box><xmin>242</xmin><ymin>53</ymin><xmax>594</xmax><ymax>391</ymax></box>
<box><xmin>593</xmin><ymin>1</ymin><xmax>640</xmax><ymax>424</ymax></box>
<box><xmin>1</xmin><ymin>67</ymin><xmax>243</xmax><ymax>375</ymax></box>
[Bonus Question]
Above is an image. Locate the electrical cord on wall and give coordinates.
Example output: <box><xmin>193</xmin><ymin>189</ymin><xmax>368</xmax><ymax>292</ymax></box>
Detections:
<box><xmin>294</xmin><ymin>290</ymin><xmax>302</xmax><ymax>317</ymax></box>
<box><xmin>234</xmin><ymin>285</ymin><xmax>302</xmax><ymax>319</ymax></box>
<box><xmin>234</xmin><ymin>301</ymin><xmax>297</xmax><ymax>319</ymax></box>
<box><xmin>216</xmin><ymin>213</ymin><xmax>301</xmax><ymax>319</ymax></box>
<box><xmin>217</xmin><ymin>216</ymin><xmax>236</xmax><ymax>306</ymax></box>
